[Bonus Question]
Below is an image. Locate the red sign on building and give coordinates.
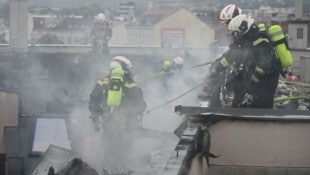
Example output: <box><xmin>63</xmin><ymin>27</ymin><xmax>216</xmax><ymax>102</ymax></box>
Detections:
<box><xmin>161</xmin><ymin>28</ymin><xmax>184</xmax><ymax>48</ymax></box>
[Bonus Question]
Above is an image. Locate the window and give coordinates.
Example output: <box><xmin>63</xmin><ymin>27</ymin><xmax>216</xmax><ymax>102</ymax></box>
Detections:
<box><xmin>297</xmin><ymin>28</ymin><xmax>303</xmax><ymax>39</ymax></box>
<box><xmin>31</xmin><ymin>118</ymin><xmax>71</xmax><ymax>153</ymax></box>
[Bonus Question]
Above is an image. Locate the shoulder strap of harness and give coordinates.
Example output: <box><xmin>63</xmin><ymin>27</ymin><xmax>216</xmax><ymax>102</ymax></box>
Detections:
<box><xmin>124</xmin><ymin>82</ymin><xmax>138</xmax><ymax>88</ymax></box>
<box><xmin>96</xmin><ymin>79</ymin><xmax>109</xmax><ymax>86</ymax></box>
<box><xmin>253</xmin><ymin>37</ymin><xmax>270</xmax><ymax>46</ymax></box>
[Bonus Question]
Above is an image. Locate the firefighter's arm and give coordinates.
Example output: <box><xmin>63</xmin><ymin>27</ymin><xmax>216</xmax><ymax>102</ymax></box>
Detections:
<box><xmin>107</xmin><ymin>27</ymin><xmax>113</xmax><ymax>40</ymax></box>
<box><xmin>209</xmin><ymin>45</ymin><xmax>237</xmax><ymax>76</ymax></box>
<box><xmin>88</xmin><ymin>81</ymin><xmax>107</xmax><ymax>115</ymax></box>
<box><xmin>209</xmin><ymin>56</ymin><xmax>230</xmax><ymax>77</ymax></box>
<box><xmin>89</xmin><ymin>80</ymin><xmax>107</xmax><ymax>99</ymax></box>
<box><xmin>125</xmin><ymin>83</ymin><xmax>147</xmax><ymax>115</ymax></box>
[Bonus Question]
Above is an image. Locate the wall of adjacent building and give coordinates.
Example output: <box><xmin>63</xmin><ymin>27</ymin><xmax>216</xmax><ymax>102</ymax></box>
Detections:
<box><xmin>109</xmin><ymin>23</ymin><xmax>128</xmax><ymax>46</ymax></box>
<box><xmin>125</xmin><ymin>8</ymin><xmax>215</xmax><ymax>48</ymax></box>
<box><xmin>126</xmin><ymin>26</ymin><xmax>154</xmax><ymax>46</ymax></box>
<box><xmin>154</xmin><ymin>8</ymin><xmax>214</xmax><ymax>48</ymax></box>
<box><xmin>288</xmin><ymin>22</ymin><xmax>309</xmax><ymax>49</ymax></box>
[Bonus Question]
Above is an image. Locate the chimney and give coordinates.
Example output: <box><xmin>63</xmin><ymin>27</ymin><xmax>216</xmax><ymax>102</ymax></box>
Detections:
<box><xmin>295</xmin><ymin>0</ymin><xmax>303</xmax><ymax>20</ymax></box>
<box><xmin>9</xmin><ymin>0</ymin><xmax>28</xmax><ymax>52</ymax></box>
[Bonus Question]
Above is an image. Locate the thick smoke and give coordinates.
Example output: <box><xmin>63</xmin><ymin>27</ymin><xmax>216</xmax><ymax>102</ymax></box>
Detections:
<box><xmin>141</xmin><ymin>57</ymin><xmax>209</xmax><ymax>132</ymax></box>
<box><xmin>61</xmin><ymin>49</ymin><xmax>213</xmax><ymax>173</ymax></box>
<box><xmin>15</xmin><ymin>49</ymin><xmax>213</xmax><ymax>173</ymax></box>
<box><xmin>64</xmin><ymin>53</ymin><xmax>182</xmax><ymax>173</ymax></box>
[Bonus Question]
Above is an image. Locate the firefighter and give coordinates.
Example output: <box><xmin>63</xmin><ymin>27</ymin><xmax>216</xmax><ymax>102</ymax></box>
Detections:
<box><xmin>226</xmin><ymin>14</ymin><xmax>281</xmax><ymax>108</ymax></box>
<box><xmin>88</xmin><ymin>56</ymin><xmax>146</xmax><ymax>131</ymax></box>
<box><xmin>160</xmin><ymin>56</ymin><xmax>184</xmax><ymax>75</ymax></box>
<box><xmin>90</xmin><ymin>13</ymin><xmax>113</xmax><ymax>54</ymax></box>
<box><xmin>198</xmin><ymin>4</ymin><xmax>243</xmax><ymax>107</ymax></box>
<box><xmin>159</xmin><ymin>57</ymin><xmax>184</xmax><ymax>89</ymax></box>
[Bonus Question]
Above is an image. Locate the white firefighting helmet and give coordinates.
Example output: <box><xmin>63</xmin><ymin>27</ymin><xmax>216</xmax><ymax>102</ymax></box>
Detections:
<box><xmin>173</xmin><ymin>57</ymin><xmax>184</xmax><ymax>66</ymax></box>
<box><xmin>95</xmin><ymin>13</ymin><xmax>106</xmax><ymax>23</ymax></box>
<box><xmin>109</xmin><ymin>61</ymin><xmax>122</xmax><ymax>69</ymax></box>
<box><xmin>112</xmin><ymin>56</ymin><xmax>133</xmax><ymax>69</ymax></box>
<box><xmin>228</xmin><ymin>14</ymin><xmax>255</xmax><ymax>35</ymax></box>
<box><xmin>220</xmin><ymin>4</ymin><xmax>242</xmax><ymax>24</ymax></box>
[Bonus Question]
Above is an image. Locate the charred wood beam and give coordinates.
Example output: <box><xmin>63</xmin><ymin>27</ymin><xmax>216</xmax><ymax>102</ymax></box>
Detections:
<box><xmin>162</xmin><ymin>122</ymin><xmax>202</xmax><ymax>175</ymax></box>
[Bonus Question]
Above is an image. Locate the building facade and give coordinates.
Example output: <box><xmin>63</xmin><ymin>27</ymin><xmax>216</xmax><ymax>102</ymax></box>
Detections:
<box><xmin>288</xmin><ymin>20</ymin><xmax>310</xmax><ymax>49</ymax></box>
<box><xmin>125</xmin><ymin>7</ymin><xmax>215</xmax><ymax>48</ymax></box>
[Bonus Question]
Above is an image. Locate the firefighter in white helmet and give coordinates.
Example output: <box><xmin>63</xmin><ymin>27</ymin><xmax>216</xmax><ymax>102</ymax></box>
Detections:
<box><xmin>199</xmin><ymin>4</ymin><xmax>243</xmax><ymax>107</ymax></box>
<box><xmin>88</xmin><ymin>56</ymin><xmax>146</xmax><ymax>131</ymax></box>
<box><xmin>201</xmin><ymin>5</ymin><xmax>279</xmax><ymax>109</ymax></box>
<box><xmin>160</xmin><ymin>57</ymin><xmax>184</xmax><ymax>75</ymax></box>
<box><xmin>90</xmin><ymin>13</ymin><xmax>113</xmax><ymax>54</ymax></box>
<box><xmin>223</xmin><ymin>14</ymin><xmax>280</xmax><ymax>108</ymax></box>
<box><xmin>158</xmin><ymin>56</ymin><xmax>184</xmax><ymax>89</ymax></box>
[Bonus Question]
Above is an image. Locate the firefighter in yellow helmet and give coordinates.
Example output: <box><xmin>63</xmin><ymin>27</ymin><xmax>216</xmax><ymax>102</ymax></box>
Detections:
<box><xmin>88</xmin><ymin>56</ymin><xmax>146</xmax><ymax>131</ymax></box>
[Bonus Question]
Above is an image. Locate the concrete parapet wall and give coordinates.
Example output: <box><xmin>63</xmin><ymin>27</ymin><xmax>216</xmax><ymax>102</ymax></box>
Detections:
<box><xmin>209</xmin><ymin>119</ymin><xmax>310</xmax><ymax>167</ymax></box>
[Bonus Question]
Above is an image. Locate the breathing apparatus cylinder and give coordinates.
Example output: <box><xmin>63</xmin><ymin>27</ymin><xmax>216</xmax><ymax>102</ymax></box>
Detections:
<box><xmin>268</xmin><ymin>25</ymin><xmax>293</xmax><ymax>68</ymax></box>
<box><xmin>107</xmin><ymin>67</ymin><xmax>124</xmax><ymax>107</ymax></box>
